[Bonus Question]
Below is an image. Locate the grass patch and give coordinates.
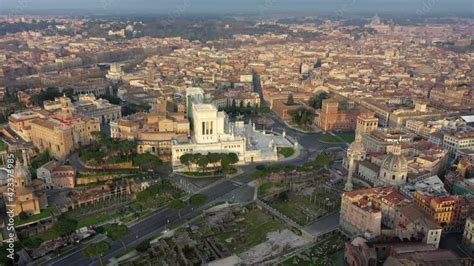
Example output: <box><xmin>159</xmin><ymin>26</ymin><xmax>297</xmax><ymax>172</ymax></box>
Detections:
<box><xmin>0</xmin><ymin>140</ymin><xmax>7</xmax><ymax>151</ymax></box>
<box><xmin>134</xmin><ymin>181</ymin><xmax>185</xmax><ymax>209</ymax></box>
<box><xmin>278</xmin><ymin>147</ymin><xmax>295</xmax><ymax>158</ymax></box>
<box><xmin>319</xmin><ymin>133</ymin><xmax>355</xmax><ymax>143</ymax></box>
<box><xmin>258</xmin><ymin>182</ymin><xmax>287</xmax><ymax>196</ymax></box>
<box><xmin>24</xmin><ymin>227</ymin><xmax>62</xmax><ymax>245</ymax></box>
<box><xmin>62</xmin><ymin>201</ymin><xmax>124</xmax><ymax>228</ymax></box>
<box><xmin>258</xmin><ymin>183</ymin><xmax>273</xmax><ymax>196</ymax></box>
<box><xmin>76</xmin><ymin>212</ymin><xmax>117</xmax><ymax>228</ymax></box>
<box><xmin>121</xmin><ymin>210</ymin><xmax>151</xmax><ymax>224</ymax></box>
<box><xmin>15</xmin><ymin>207</ymin><xmax>59</xmax><ymax>225</ymax></box>
<box><xmin>289</xmin><ymin>122</ymin><xmax>314</xmax><ymax>132</ymax></box>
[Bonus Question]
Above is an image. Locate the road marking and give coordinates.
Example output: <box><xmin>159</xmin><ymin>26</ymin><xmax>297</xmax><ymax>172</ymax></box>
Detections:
<box><xmin>44</xmin><ymin>235</ymin><xmax>107</xmax><ymax>265</ymax></box>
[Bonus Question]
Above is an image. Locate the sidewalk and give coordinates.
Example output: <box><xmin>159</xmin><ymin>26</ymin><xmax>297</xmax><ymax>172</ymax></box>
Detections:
<box><xmin>284</xmin><ymin>121</ymin><xmax>317</xmax><ymax>133</ymax></box>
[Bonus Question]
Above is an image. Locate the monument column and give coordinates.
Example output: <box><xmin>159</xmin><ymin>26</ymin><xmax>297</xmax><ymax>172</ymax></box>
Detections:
<box><xmin>345</xmin><ymin>153</ymin><xmax>355</xmax><ymax>191</ymax></box>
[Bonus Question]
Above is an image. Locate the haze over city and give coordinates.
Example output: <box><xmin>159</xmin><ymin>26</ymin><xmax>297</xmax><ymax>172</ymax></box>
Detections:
<box><xmin>1</xmin><ymin>0</ymin><xmax>473</xmax><ymax>15</ymax></box>
<box><xmin>0</xmin><ymin>0</ymin><xmax>473</xmax><ymax>265</ymax></box>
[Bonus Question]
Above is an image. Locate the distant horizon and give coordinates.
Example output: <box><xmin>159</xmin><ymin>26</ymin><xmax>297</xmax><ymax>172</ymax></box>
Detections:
<box><xmin>1</xmin><ymin>0</ymin><xmax>473</xmax><ymax>17</ymax></box>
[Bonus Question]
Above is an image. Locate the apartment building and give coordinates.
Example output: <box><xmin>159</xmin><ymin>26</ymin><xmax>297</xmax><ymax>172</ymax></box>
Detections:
<box><xmin>110</xmin><ymin>112</ymin><xmax>190</xmax><ymax>161</ymax></box>
<box><xmin>340</xmin><ymin>188</ymin><xmax>383</xmax><ymax>238</ymax></box>
<box><xmin>317</xmin><ymin>99</ymin><xmax>374</xmax><ymax>131</ymax></box>
<box><xmin>443</xmin><ymin>131</ymin><xmax>474</xmax><ymax>159</ymax></box>
<box><xmin>30</xmin><ymin>114</ymin><xmax>100</xmax><ymax>160</ymax></box>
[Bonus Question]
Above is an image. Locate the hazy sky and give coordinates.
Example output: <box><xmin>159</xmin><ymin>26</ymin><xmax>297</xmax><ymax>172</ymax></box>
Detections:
<box><xmin>1</xmin><ymin>0</ymin><xmax>473</xmax><ymax>16</ymax></box>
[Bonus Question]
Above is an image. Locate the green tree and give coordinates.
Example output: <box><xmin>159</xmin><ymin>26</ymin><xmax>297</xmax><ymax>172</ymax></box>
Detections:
<box><xmin>122</xmin><ymin>103</ymin><xmax>151</xmax><ymax>116</ymax></box>
<box><xmin>180</xmin><ymin>153</ymin><xmax>194</xmax><ymax>171</ymax></box>
<box><xmin>18</xmin><ymin>211</ymin><xmax>28</xmax><ymax>221</ymax></box>
<box><xmin>189</xmin><ymin>194</ymin><xmax>208</xmax><ymax>208</ymax></box>
<box><xmin>135</xmin><ymin>240</ymin><xmax>151</xmax><ymax>252</ymax></box>
<box><xmin>104</xmin><ymin>224</ymin><xmax>130</xmax><ymax>250</ymax></box>
<box><xmin>309</xmin><ymin>92</ymin><xmax>329</xmax><ymax>109</ymax></box>
<box><xmin>221</xmin><ymin>153</ymin><xmax>239</xmax><ymax>171</ymax></box>
<box><xmin>189</xmin><ymin>153</ymin><xmax>202</xmax><ymax>166</ymax></box>
<box><xmin>289</xmin><ymin>108</ymin><xmax>315</xmax><ymax>125</ymax></box>
<box><xmin>133</xmin><ymin>153</ymin><xmax>162</xmax><ymax>172</ymax></box>
<box><xmin>169</xmin><ymin>199</ymin><xmax>187</xmax><ymax>217</ymax></box>
<box><xmin>99</xmin><ymin>94</ymin><xmax>121</xmax><ymax>105</ymax></box>
<box><xmin>83</xmin><ymin>241</ymin><xmax>111</xmax><ymax>265</ymax></box>
<box><xmin>119</xmin><ymin>140</ymin><xmax>135</xmax><ymax>161</ymax></box>
<box><xmin>22</xmin><ymin>237</ymin><xmax>43</xmax><ymax>249</ymax></box>
<box><xmin>52</xmin><ymin>216</ymin><xmax>78</xmax><ymax>237</ymax></box>
<box><xmin>31</xmin><ymin>87</ymin><xmax>62</xmax><ymax>106</ymax></box>
<box><xmin>30</xmin><ymin>149</ymin><xmax>51</xmax><ymax>172</ymax></box>
<box><xmin>197</xmin><ymin>156</ymin><xmax>210</xmax><ymax>171</ymax></box>
<box><xmin>91</xmin><ymin>131</ymin><xmax>108</xmax><ymax>144</ymax></box>
<box><xmin>206</xmin><ymin>152</ymin><xmax>221</xmax><ymax>168</ymax></box>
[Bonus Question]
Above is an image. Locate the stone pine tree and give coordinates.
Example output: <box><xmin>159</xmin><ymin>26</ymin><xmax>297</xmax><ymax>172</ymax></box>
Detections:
<box><xmin>170</xmin><ymin>199</ymin><xmax>187</xmax><ymax>218</ymax></box>
<box><xmin>104</xmin><ymin>224</ymin><xmax>130</xmax><ymax>251</ymax></box>
<box><xmin>84</xmin><ymin>241</ymin><xmax>111</xmax><ymax>265</ymax></box>
<box><xmin>189</xmin><ymin>194</ymin><xmax>208</xmax><ymax>208</ymax></box>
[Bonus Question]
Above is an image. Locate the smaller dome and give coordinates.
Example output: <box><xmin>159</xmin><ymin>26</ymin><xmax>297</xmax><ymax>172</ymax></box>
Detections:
<box><xmin>382</xmin><ymin>153</ymin><xmax>408</xmax><ymax>173</ymax></box>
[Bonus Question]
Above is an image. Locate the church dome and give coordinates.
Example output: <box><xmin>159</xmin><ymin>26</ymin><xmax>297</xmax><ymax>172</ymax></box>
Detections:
<box><xmin>381</xmin><ymin>153</ymin><xmax>408</xmax><ymax>173</ymax></box>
